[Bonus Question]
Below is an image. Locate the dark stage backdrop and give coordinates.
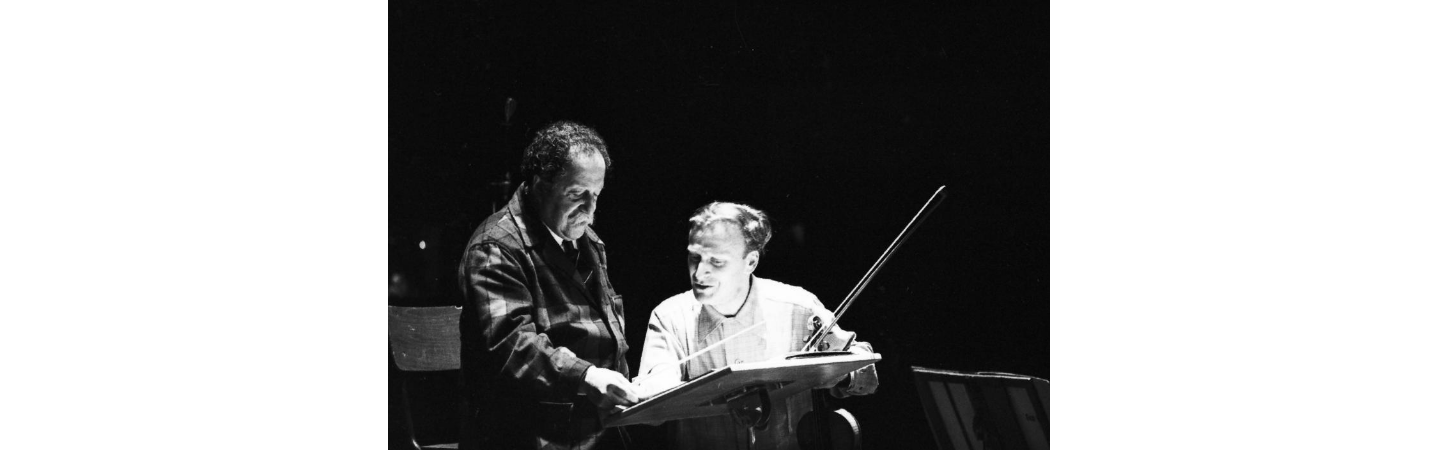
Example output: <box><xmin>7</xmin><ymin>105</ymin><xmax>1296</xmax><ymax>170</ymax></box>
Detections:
<box><xmin>390</xmin><ymin>1</ymin><xmax>1047</xmax><ymax>448</ymax></box>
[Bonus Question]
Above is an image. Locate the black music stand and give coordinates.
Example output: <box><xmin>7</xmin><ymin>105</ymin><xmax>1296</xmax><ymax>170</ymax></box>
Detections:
<box><xmin>912</xmin><ymin>366</ymin><xmax>1050</xmax><ymax>450</ymax></box>
<box><xmin>604</xmin><ymin>352</ymin><xmax>881</xmax><ymax>428</ymax></box>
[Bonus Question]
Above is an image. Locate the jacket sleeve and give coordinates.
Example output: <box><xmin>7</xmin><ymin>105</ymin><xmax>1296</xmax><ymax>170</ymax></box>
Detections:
<box><xmin>462</xmin><ymin>242</ymin><xmax>593</xmax><ymax>395</ymax></box>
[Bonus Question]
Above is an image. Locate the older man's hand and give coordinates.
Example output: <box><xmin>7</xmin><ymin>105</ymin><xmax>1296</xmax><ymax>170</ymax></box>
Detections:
<box><xmin>581</xmin><ymin>367</ymin><xmax>640</xmax><ymax>411</ymax></box>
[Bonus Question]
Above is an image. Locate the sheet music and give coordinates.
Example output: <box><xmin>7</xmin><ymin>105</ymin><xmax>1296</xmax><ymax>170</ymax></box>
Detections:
<box><xmin>632</xmin><ymin>321</ymin><xmax>765</xmax><ymax>397</ymax></box>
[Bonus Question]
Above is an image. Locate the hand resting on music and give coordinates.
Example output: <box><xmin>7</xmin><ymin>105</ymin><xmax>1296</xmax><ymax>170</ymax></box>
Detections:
<box><xmin>581</xmin><ymin>367</ymin><xmax>640</xmax><ymax>411</ymax></box>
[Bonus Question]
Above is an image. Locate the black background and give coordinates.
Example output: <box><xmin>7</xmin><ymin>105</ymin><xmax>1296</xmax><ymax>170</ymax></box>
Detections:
<box><xmin>391</xmin><ymin>1</ymin><xmax>1047</xmax><ymax>448</ymax></box>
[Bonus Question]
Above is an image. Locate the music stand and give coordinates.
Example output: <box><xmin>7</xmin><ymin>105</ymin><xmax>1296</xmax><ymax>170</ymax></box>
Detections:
<box><xmin>912</xmin><ymin>366</ymin><xmax>1050</xmax><ymax>450</ymax></box>
<box><xmin>604</xmin><ymin>352</ymin><xmax>881</xmax><ymax>428</ymax></box>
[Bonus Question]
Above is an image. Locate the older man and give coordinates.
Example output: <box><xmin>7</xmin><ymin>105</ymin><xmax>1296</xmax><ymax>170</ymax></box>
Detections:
<box><xmin>457</xmin><ymin>121</ymin><xmax>638</xmax><ymax>450</ymax></box>
<box><xmin>637</xmin><ymin>202</ymin><xmax>879</xmax><ymax>450</ymax></box>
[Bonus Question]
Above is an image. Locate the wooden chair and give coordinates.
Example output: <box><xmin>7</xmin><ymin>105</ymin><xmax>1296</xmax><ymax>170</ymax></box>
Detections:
<box><xmin>389</xmin><ymin>306</ymin><xmax>464</xmax><ymax>450</ymax></box>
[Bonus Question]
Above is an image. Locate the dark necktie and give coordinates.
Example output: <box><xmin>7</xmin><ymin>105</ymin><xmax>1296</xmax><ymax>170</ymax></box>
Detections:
<box><xmin>562</xmin><ymin>240</ymin><xmax>580</xmax><ymax>265</ymax></box>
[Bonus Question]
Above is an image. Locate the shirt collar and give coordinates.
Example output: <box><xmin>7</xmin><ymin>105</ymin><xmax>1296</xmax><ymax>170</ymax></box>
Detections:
<box><xmin>696</xmin><ymin>276</ymin><xmax>762</xmax><ymax>341</ymax></box>
<box><xmin>543</xmin><ymin>223</ymin><xmax>568</xmax><ymax>247</ymax></box>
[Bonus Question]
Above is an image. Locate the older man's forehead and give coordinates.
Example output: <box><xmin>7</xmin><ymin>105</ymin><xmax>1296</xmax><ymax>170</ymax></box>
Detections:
<box><xmin>560</xmin><ymin>166</ymin><xmax>604</xmax><ymax>186</ymax></box>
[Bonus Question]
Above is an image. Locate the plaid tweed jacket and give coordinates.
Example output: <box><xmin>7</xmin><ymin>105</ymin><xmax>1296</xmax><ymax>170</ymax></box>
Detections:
<box><xmin>457</xmin><ymin>184</ymin><xmax>629</xmax><ymax>449</ymax></box>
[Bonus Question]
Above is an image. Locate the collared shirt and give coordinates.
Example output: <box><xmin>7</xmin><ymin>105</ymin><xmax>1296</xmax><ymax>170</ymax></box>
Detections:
<box><xmin>689</xmin><ymin>279</ymin><xmax>766</xmax><ymax>376</ymax></box>
<box><xmin>536</xmin><ymin>210</ymin><xmax>584</xmax><ymax>272</ymax></box>
<box><xmin>638</xmin><ymin>277</ymin><xmax>873</xmax><ymax>450</ymax></box>
<box><xmin>541</xmin><ymin>219</ymin><xmax>572</xmax><ymax>249</ymax></box>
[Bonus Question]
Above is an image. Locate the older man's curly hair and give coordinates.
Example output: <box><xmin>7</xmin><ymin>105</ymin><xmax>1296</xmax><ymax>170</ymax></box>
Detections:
<box><xmin>520</xmin><ymin>121</ymin><xmax>612</xmax><ymax>183</ymax></box>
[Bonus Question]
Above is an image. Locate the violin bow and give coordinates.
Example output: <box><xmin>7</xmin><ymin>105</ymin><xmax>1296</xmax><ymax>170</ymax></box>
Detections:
<box><xmin>800</xmin><ymin>185</ymin><xmax>948</xmax><ymax>353</ymax></box>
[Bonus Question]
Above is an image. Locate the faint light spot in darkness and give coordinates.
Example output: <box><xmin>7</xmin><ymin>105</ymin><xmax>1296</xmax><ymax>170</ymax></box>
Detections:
<box><xmin>419</xmin><ymin>241</ymin><xmax>426</xmax><ymax>250</ymax></box>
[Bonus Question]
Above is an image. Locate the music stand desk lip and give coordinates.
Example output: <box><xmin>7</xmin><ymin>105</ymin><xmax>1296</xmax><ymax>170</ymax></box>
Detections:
<box><xmin>912</xmin><ymin>366</ymin><xmax>1048</xmax><ymax>383</ymax></box>
<box><xmin>604</xmin><ymin>352</ymin><xmax>881</xmax><ymax>428</ymax></box>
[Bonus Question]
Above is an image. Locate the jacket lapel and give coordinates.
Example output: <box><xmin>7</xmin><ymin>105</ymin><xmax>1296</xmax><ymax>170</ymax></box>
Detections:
<box><xmin>507</xmin><ymin>186</ymin><xmax>602</xmax><ymax>308</ymax></box>
<box><xmin>508</xmin><ymin>185</ymin><xmax>625</xmax><ymax>368</ymax></box>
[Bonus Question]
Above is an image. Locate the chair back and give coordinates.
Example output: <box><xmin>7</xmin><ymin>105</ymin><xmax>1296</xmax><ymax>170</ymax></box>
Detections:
<box><xmin>388</xmin><ymin>306</ymin><xmax>462</xmax><ymax>371</ymax></box>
